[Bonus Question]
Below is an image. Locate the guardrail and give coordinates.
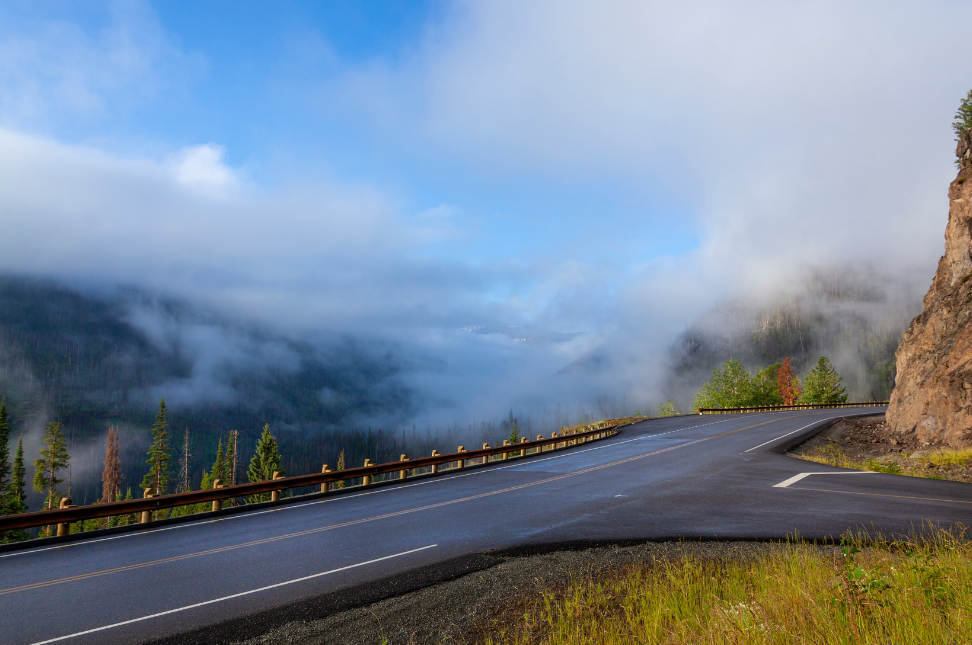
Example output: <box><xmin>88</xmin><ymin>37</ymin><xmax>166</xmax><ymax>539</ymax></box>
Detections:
<box><xmin>697</xmin><ymin>401</ymin><xmax>889</xmax><ymax>414</ymax></box>
<box><xmin>0</xmin><ymin>423</ymin><xmax>621</xmax><ymax>533</ymax></box>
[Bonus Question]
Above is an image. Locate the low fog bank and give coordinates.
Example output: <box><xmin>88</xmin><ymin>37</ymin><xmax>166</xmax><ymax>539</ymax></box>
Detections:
<box><xmin>0</xmin><ymin>263</ymin><xmax>927</xmax><ymax>509</ymax></box>
<box><xmin>0</xmin><ymin>275</ymin><xmax>631</xmax><ymax>509</ymax></box>
<box><xmin>660</xmin><ymin>266</ymin><xmax>924</xmax><ymax>410</ymax></box>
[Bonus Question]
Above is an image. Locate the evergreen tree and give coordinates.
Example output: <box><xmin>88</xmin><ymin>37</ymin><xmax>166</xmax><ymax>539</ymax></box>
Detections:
<box><xmin>141</xmin><ymin>398</ymin><xmax>171</xmax><ymax>495</ymax></box>
<box><xmin>0</xmin><ymin>398</ymin><xmax>9</xmax><ymax>508</ymax></box>
<box><xmin>507</xmin><ymin>422</ymin><xmax>521</xmax><ymax>444</ymax></box>
<box><xmin>954</xmin><ymin>89</ymin><xmax>972</xmax><ymax>141</ymax></box>
<box><xmin>247</xmin><ymin>424</ymin><xmax>283</xmax><ymax>503</ymax></box>
<box><xmin>211</xmin><ymin>439</ymin><xmax>226</xmax><ymax>485</ymax></box>
<box><xmin>6</xmin><ymin>435</ymin><xmax>27</xmax><ymax>514</ymax></box>
<box><xmin>33</xmin><ymin>421</ymin><xmax>70</xmax><ymax>512</ymax></box>
<box><xmin>1</xmin><ymin>435</ymin><xmax>29</xmax><ymax>542</ymax></box>
<box><xmin>800</xmin><ymin>356</ymin><xmax>848</xmax><ymax>404</ymax></box>
<box><xmin>751</xmin><ymin>363</ymin><xmax>783</xmax><ymax>406</ymax></box>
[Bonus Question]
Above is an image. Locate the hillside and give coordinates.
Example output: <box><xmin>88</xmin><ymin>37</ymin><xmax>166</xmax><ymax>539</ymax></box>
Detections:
<box><xmin>664</xmin><ymin>267</ymin><xmax>922</xmax><ymax>408</ymax></box>
<box><xmin>0</xmin><ymin>276</ymin><xmax>416</xmax><ymax>507</ymax></box>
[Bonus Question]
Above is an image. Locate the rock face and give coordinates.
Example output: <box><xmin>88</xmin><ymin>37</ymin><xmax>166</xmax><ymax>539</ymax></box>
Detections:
<box><xmin>886</xmin><ymin>130</ymin><xmax>972</xmax><ymax>447</ymax></box>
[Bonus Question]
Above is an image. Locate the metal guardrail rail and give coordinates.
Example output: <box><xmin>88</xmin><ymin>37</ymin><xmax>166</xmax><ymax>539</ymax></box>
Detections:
<box><xmin>697</xmin><ymin>401</ymin><xmax>889</xmax><ymax>414</ymax></box>
<box><xmin>0</xmin><ymin>424</ymin><xmax>621</xmax><ymax>533</ymax></box>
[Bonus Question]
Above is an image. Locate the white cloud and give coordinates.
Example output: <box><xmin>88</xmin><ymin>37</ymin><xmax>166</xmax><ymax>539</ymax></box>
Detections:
<box><xmin>0</xmin><ymin>0</ymin><xmax>200</xmax><ymax>129</ymax></box>
<box><xmin>2</xmin><ymin>1</ymin><xmax>970</xmax><ymax>424</ymax></box>
<box><xmin>169</xmin><ymin>144</ymin><xmax>240</xmax><ymax>197</ymax></box>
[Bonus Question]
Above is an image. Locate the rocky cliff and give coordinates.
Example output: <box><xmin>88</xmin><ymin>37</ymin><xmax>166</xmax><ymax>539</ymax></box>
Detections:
<box><xmin>886</xmin><ymin>131</ymin><xmax>972</xmax><ymax>446</ymax></box>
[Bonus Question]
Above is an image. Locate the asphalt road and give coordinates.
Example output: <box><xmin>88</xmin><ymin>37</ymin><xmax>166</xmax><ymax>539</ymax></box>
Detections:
<box><xmin>2</xmin><ymin>408</ymin><xmax>971</xmax><ymax>645</ymax></box>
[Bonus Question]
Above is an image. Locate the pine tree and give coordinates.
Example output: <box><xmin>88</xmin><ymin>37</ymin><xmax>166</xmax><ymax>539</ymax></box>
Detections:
<box><xmin>212</xmin><ymin>439</ymin><xmax>226</xmax><ymax>485</ymax></box>
<box><xmin>141</xmin><ymin>399</ymin><xmax>171</xmax><ymax>495</ymax></box>
<box><xmin>800</xmin><ymin>356</ymin><xmax>848</xmax><ymax>404</ymax></box>
<box><xmin>0</xmin><ymin>435</ymin><xmax>29</xmax><ymax>542</ymax></box>
<box><xmin>0</xmin><ymin>398</ymin><xmax>10</xmax><ymax>509</ymax></box>
<box><xmin>101</xmin><ymin>426</ymin><xmax>122</xmax><ymax>504</ymax></box>
<box><xmin>33</xmin><ymin>422</ymin><xmax>70</xmax><ymax>512</ymax></box>
<box><xmin>247</xmin><ymin>424</ymin><xmax>283</xmax><ymax>502</ymax></box>
<box><xmin>954</xmin><ymin>89</ymin><xmax>972</xmax><ymax>141</ymax></box>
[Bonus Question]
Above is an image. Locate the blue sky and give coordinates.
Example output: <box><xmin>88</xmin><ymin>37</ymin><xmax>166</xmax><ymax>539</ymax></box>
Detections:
<box><xmin>0</xmin><ymin>0</ymin><xmax>969</xmax><ymax>421</ymax></box>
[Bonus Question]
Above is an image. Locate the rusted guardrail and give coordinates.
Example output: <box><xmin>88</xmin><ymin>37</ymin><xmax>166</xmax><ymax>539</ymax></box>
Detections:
<box><xmin>697</xmin><ymin>401</ymin><xmax>889</xmax><ymax>414</ymax></box>
<box><xmin>0</xmin><ymin>423</ymin><xmax>621</xmax><ymax>532</ymax></box>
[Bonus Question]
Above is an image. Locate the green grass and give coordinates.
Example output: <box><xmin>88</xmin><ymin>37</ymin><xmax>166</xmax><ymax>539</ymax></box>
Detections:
<box><xmin>483</xmin><ymin>530</ymin><xmax>972</xmax><ymax>644</ymax></box>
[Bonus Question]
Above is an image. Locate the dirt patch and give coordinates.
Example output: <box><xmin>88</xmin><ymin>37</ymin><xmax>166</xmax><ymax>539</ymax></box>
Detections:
<box><xmin>224</xmin><ymin>541</ymin><xmax>816</xmax><ymax>645</ymax></box>
<box><xmin>787</xmin><ymin>413</ymin><xmax>972</xmax><ymax>482</ymax></box>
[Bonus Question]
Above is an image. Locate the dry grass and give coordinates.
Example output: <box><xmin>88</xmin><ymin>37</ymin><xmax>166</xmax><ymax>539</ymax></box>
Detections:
<box><xmin>796</xmin><ymin>443</ymin><xmax>972</xmax><ymax>481</ymax></box>
<box><xmin>482</xmin><ymin>530</ymin><xmax>972</xmax><ymax>645</ymax></box>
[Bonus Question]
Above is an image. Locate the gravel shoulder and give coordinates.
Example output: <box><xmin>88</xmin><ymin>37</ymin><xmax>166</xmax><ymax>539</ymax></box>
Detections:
<box><xmin>167</xmin><ymin>541</ymin><xmax>829</xmax><ymax>645</ymax></box>
<box><xmin>786</xmin><ymin>413</ymin><xmax>972</xmax><ymax>482</ymax></box>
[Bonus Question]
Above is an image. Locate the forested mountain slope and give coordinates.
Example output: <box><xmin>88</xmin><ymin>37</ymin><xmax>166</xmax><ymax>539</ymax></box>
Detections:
<box><xmin>664</xmin><ymin>268</ymin><xmax>922</xmax><ymax>408</ymax></box>
<box><xmin>0</xmin><ymin>276</ymin><xmax>415</xmax><ymax>507</ymax></box>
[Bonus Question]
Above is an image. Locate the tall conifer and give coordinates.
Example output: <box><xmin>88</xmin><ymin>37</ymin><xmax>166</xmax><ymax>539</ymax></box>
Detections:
<box><xmin>141</xmin><ymin>399</ymin><xmax>171</xmax><ymax>495</ymax></box>
<box><xmin>247</xmin><ymin>424</ymin><xmax>283</xmax><ymax>502</ymax></box>
<box><xmin>0</xmin><ymin>435</ymin><xmax>28</xmax><ymax>542</ymax></box>
<box><xmin>212</xmin><ymin>439</ymin><xmax>226</xmax><ymax>485</ymax></box>
<box><xmin>0</xmin><ymin>398</ymin><xmax>10</xmax><ymax>507</ymax></box>
<box><xmin>33</xmin><ymin>422</ymin><xmax>70</xmax><ymax>512</ymax></box>
<box><xmin>800</xmin><ymin>356</ymin><xmax>848</xmax><ymax>404</ymax></box>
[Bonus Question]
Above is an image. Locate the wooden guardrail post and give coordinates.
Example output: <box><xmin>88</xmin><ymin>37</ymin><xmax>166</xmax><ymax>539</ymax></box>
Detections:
<box><xmin>519</xmin><ymin>437</ymin><xmax>527</xmax><ymax>457</ymax></box>
<box><xmin>141</xmin><ymin>488</ymin><xmax>155</xmax><ymax>523</ymax></box>
<box><xmin>399</xmin><ymin>455</ymin><xmax>409</xmax><ymax>480</ymax></box>
<box><xmin>211</xmin><ymin>479</ymin><xmax>223</xmax><ymax>512</ymax></box>
<box><xmin>56</xmin><ymin>497</ymin><xmax>73</xmax><ymax>537</ymax></box>
<box><xmin>457</xmin><ymin>446</ymin><xmax>466</xmax><ymax>469</ymax></box>
<box><xmin>501</xmin><ymin>440</ymin><xmax>509</xmax><ymax>460</ymax></box>
<box><xmin>363</xmin><ymin>459</ymin><xmax>374</xmax><ymax>486</ymax></box>
<box><xmin>271</xmin><ymin>472</ymin><xmax>284</xmax><ymax>502</ymax></box>
<box><xmin>321</xmin><ymin>465</ymin><xmax>331</xmax><ymax>492</ymax></box>
<box><xmin>482</xmin><ymin>443</ymin><xmax>489</xmax><ymax>465</ymax></box>
<box><xmin>430</xmin><ymin>450</ymin><xmax>440</xmax><ymax>474</ymax></box>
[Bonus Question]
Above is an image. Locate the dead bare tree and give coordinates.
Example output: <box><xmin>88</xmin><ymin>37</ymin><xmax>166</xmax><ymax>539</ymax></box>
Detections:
<box><xmin>228</xmin><ymin>430</ymin><xmax>239</xmax><ymax>486</ymax></box>
<box><xmin>177</xmin><ymin>428</ymin><xmax>191</xmax><ymax>493</ymax></box>
<box><xmin>101</xmin><ymin>426</ymin><xmax>121</xmax><ymax>504</ymax></box>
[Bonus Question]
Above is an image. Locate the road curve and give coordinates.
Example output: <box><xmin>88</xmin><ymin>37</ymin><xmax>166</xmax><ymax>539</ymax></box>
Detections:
<box><xmin>2</xmin><ymin>408</ymin><xmax>970</xmax><ymax>645</ymax></box>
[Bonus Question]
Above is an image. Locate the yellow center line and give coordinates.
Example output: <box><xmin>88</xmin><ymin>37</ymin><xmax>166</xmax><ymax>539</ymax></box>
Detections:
<box><xmin>2</xmin><ymin>413</ymin><xmax>813</xmax><ymax>596</ymax></box>
<box><xmin>786</xmin><ymin>486</ymin><xmax>972</xmax><ymax>505</ymax></box>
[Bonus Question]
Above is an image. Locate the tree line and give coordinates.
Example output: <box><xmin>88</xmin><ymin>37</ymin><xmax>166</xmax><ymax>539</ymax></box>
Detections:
<box><xmin>689</xmin><ymin>355</ymin><xmax>848</xmax><ymax>411</ymax></box>
<box><xmin>0</xmin><ymin>397</ymin><xmax>289</xmax><ymax>542</ymax></box>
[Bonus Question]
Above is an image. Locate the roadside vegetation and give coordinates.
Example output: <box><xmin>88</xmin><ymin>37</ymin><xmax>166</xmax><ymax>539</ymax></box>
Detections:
<box><xmin>0</xmin><ymin>396</ymin><xmax>637</xmax><ymax>542</ymax></box>
<box><xmin>483</xmin><ymin>529</ymin><xmax>972</xmax><ymax>645</ymax></box>
<box><xmin>692</xmin><ymin>355</ymin><xmax>848</xmax><ymax>411</ymax></box>
<box><xmin>798</xmin><ymin>438</ymin><xmax>972</xmax><ymax>483</ymax></box>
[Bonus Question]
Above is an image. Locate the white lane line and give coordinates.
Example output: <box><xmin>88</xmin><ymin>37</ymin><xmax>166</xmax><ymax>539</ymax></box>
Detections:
<box><xmin>25</xmin><ymin>544</ymin><xmax>438</xmax><ymax>645</ymax></box>
<box><xmin>773</xmin><ymin>472</ymin><xmax>876</xmax><ymax>488</ymax></box>
<box><xmin>743</xmin><ymin>417</ymin><xmax>839</xmax><ymax>453</ymax></box>
<box><xmin>3</xmin><ymin>417</ymin><xmax>744</xmax><ymax>560</ymax></box>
